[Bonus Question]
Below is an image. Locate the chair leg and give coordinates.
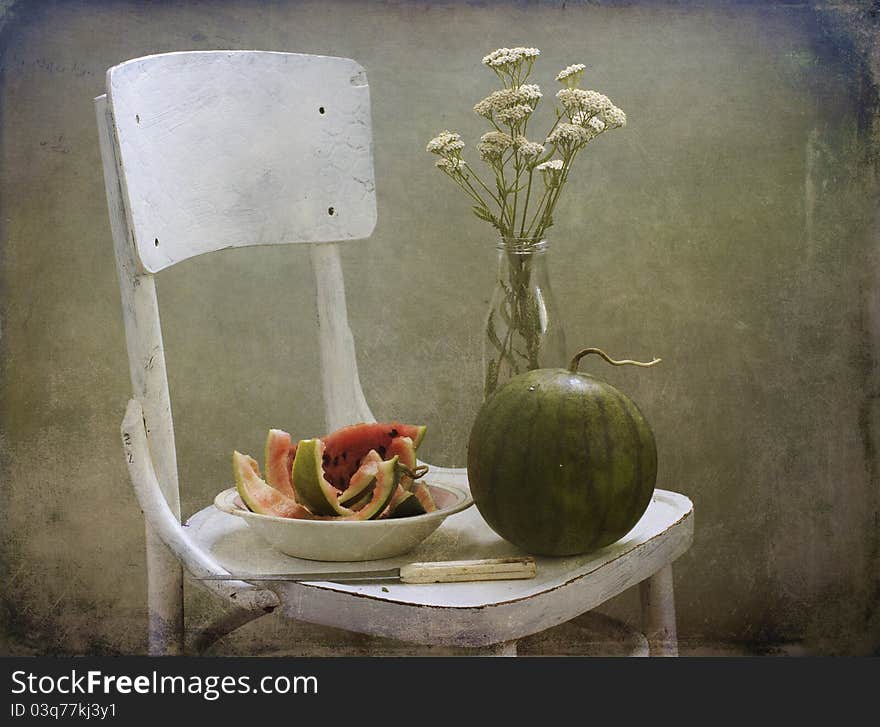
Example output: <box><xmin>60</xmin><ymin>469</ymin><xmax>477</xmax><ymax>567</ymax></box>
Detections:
<box><xmin>485</xmin><ymin>640</ymin><xmax>518</xmax><ymax>656</ymax></box>
<box><xmin>639</xmin><ymin>564</ymin><xmax>679</xmax><ymax>657</ymax></box>
<box><xmin>145</xmin><ymin>525</ymin><xmax>185</xmax><ymax>655</ymax></box>
<box><xmin>190</xmin><ymin>605</ymin><xmax>276</xmax><ymax>655</ymax></box>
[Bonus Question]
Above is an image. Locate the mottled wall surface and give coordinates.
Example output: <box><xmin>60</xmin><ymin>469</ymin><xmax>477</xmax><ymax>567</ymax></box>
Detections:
<box><xmin>1</xmin><ymin>0</ymin><xmax>878</xmax><ymax>655</ymax></box>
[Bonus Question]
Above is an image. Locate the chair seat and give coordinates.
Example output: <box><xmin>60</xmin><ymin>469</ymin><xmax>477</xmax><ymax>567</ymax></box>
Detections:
<box><xmin>185</xmin><ymin>469</ymin><xmax>693</xmax><ymax>648</ymax></box>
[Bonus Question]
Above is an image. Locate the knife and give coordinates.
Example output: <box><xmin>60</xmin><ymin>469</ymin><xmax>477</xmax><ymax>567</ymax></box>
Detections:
<box><xmin>194</xmin><ymin>557</ymin><xmax>537</xmax><ymax>584</ymax></box>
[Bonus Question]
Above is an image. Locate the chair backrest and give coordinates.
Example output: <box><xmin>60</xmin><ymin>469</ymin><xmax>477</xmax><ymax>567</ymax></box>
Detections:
<box><xmin>96</xmin><ymin>51</ymin><xmax>378</xmax><ymax>517</ymax></box>
<box><xmin>107</xmin><ymin>50</ymin><xmax>376</xmax><ymax>272</ymax></box>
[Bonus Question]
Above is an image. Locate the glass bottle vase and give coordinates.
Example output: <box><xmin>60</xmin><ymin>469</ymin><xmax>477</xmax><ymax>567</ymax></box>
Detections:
<box><xmin>482</xmin><ymin>238</ymin><xmax>568</xmax><ymax>399</ymax></box>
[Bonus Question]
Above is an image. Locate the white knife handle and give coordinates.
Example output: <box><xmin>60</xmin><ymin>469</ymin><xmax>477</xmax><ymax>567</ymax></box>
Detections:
<box><xmin>398</xmin><ymin>557</ymin><xmax>537</xmax><ymax>584</ymax></box>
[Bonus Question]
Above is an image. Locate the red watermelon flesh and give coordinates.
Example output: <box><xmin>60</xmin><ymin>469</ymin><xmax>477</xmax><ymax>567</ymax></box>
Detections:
<box><xmin>383</xmin><ymin>482</ymin><xmax>438</xmax><ymax>519</ymax></box>
<box><xmin>387</xmin><ymin>436</ymin><xmax>417</xmax><ymax>490</ymax></box>
<box><xmin>233</xmin><ymin>451</ymin><xmax>312</xmax><ymax>520</ymax></box>
<box><xmin>263</xmin><ymin>429</ymin><xmax>297</xmax><ymax>500</ymax></box>
<box><xmin>310</xmin><ymin>422</ymin><xmax>426</xmax><ymax>491</ymax></box>
<box><xmin>412</xmin><ymin>483</ymin><xmax>438</xmax><ymax>512</ymax></box>
<box><xmin>337</xmin><ymin>450</ymin><xmax>382</xmax><ymax>507</ymax></box>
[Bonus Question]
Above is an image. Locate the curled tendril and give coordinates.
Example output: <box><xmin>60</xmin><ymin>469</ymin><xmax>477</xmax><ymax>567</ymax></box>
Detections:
<box><xmin>568</xmin><ymin>347</ymin><xmax>661</xmax><ymax>373</ymax></box>
<box><xmin>397</xmin><ymin>463</ymin><xmax>430</xmax><ymax>481</ymax></box>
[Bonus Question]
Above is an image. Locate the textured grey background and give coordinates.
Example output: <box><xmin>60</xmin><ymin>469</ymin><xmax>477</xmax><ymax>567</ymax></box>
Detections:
<box><xmin>1</xmin><ymin>0</ymin><xmax>878</xmax><ymax>655</ymax></box>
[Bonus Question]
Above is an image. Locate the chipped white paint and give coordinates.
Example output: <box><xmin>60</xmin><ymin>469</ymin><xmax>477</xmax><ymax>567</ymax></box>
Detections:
<box><xmin>107</xmin><ymin>51</ymin><xmax>377</xmax><ymax>274</ymax></box>
<box><xmin>99</xmin><ymin>51</ymin><xmax>693</xmax><ymax>656</ymax></box>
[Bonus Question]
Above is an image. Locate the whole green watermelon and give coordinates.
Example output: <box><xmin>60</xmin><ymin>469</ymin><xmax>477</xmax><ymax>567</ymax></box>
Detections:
<box><xmin>467</xmin><ymin>349</ymin><xmax>659</xmax><ymax>556</ymax></box>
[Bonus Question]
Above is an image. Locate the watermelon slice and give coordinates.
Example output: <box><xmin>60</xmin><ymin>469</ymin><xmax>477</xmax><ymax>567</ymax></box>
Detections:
<box><xmin>387</xmin><ymin>436</ymin><xmax>417</xmax><ymax>490</ymax></box>
<box><xmin>228</xmin><ymin>421</ymin><xmax>430</xmax><ymax>522</ymax></box>
<box><xmin>291</xmin><ymin>439</ymin><xmax>400</xmax><ymax>521</ymax></box>
<box><xmin>344</xmin><ymin>489</ymin><xmax>375</xmax><ymax>511</ymax></box>
<box><xmin>336</xmin><ymin>455</ymin><xmax>399</xmax><ymax>521</ymax></box>
<box><xmin>291</xmin><ymin>438</ymin><xmax>351</xmax><ymax>516</ymax></box>
<box><xmin>382</xmin><ymin>482</ymin><xmax>413</xmax><ymax>517</ymax></box>
<box><xmin>337</xmin><ymin>450</ymin><xmax>382</xmax><ymax>507</ymax></box>
<box><xmin>385</xmin><ymin>482</ymin><xmax>438</xmax><ymax>519</ymax></box>
<box><xmin>233</xmin><ymin>451</ymin><xmax>311</xmax><ymax>519</ymax></box>
<box><xmin>314</xmin><ymin>422</ymin><xmax>426</xmax><ymax>492</ymax></box>
<box><xmin>263</xmin><ymin>429</ymin><xmax>297</xmax><ymax>500</ymax></box>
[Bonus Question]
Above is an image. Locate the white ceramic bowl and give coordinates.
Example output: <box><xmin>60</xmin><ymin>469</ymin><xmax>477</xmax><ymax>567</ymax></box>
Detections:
<box><xmin>213</xmin><ymin>481</ymin><xmax>473</xmax><ymax>561</ymax></box>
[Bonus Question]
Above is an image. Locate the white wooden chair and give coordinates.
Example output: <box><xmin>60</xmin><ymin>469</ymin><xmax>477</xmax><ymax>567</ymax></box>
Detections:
<box><xmin>96</xmin><ymin>51</ymin><xmax>693</xmax><ymax>657</ymax></box>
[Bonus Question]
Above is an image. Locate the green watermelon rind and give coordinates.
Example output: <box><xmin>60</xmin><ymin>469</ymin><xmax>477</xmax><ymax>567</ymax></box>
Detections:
<box><xmin>291</xmin><ymin>438</ymin><xmax>353</xmax><ymax>516</ymax></box>
<box><xmin>339</xmin><ymin>455</ymin><xmax>400</xmax><ymax>521</ymax></box>
<box><xmin>385</xmin><ymin>491</ymin><xmax>422</xmax><ymax>518</ymax></box>
<box><xmin>344</xmin><ymin>487</ymin><xmax>375</xmax><ymax>511</ymax></box>
<box><xmin>386</xmin><ymin>436</ymin><xmax>417</xmax><ymax>490</ymax></box>
<box><xmin>409</xmin><ymin>426</ymin><xmax>427</xmax><ymax>449</ymax></box>
<box><xmin>305</xmin><ymin>455</ymin><xmax>400</xmax><ymax>522</ymax></box>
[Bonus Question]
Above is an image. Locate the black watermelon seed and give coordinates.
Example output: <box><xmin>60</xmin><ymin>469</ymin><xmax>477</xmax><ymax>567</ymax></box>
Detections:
<box><xmin>390</xmin><ymin>429</ymin><xmax>399</xmax><ymax>438</ymax></box>
<box><xmin>322</xmin><ymin>454</ymin><xmax>330</xmax><ymax>465</ymax></box>
<box><xmin>333</xmin><ymin>456</ymin><xmax>339</xmax><ymax>466</ymax></box>
<box><xmin>378</xmin><ymin>446</ymin><xmax>386</xmax><ymax>458</ymax></box>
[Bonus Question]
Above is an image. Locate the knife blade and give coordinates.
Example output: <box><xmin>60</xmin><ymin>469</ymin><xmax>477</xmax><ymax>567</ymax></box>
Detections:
<box><xmin>194</xmin><ymin>557</ymin><xmax>537</xmax><ymax>584</ymax></box>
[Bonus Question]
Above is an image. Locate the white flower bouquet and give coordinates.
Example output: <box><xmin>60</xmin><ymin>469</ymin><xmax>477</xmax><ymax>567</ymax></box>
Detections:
<box><xmin>427</xmin><ymin>47</ymin><xmax>626</xmax><ymax>243</ymax></box>
<box><xmin>426</xmin><ymin>46</ymin><xmax>627</xmax><ymax>396</ymax></box>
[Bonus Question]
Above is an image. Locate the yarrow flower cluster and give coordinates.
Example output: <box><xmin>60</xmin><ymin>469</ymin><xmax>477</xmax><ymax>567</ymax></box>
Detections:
<box><xmin>603</xmin><ymin>106</ymin><xmax>627</xmax><ymax>128</ymax></box>
<box><xmin>556</xmin><ymin>88</ymin><xmax>625</xmax><ymax>133</ymax></box>
<box><xmin>427</xmin><ymin>130</ymin><xmax>468</xmax><ymax>179</ymax></box>
<box><xmin>435</xmin><ymin>157</ymin><xmax>467</xmax><ymax>173</ymax></box>
<box><xmin>478</xmin><ymin>131</ymin><xmax>514</xmax><ymax>161</ymax></box>
<box><xmin>426</xmin><ymin>130</ymin><xmax>465</xmax><ymax>156</ymax></box>
<box><xmin>472</xmin><ymin>91</ymin><xmax>505</xmax><ymax>118</ymax></box>
<box><xmin>482</xmin><ymin>46</ymin><xmax>541</xmax><ymax>69</ymax></box>
<box><xmin>426</xmin><ymin>46</ymin><xmax>626</xmax><ymax>242</ymax></box>
<box><xmin>571</xmin><ymin>112</ymin><xmax>602</xmax><ymax>130</ymax></box>
<box><xmin>546</xmin><ymin>123</ymin><xmax>590</xmax><ymax>148</ymax></box>
<box><xmin>496</xmin><ymin>104</ymin><xmax>534</xmax><ymax>125</ymax></box>
<box><xmin>474</xmin><ymin>85</ymin><xmax>543</xmax><ymax>119</ymax></box>
<box><xmin>535</xmin><ymin>159</ymin><xmax>563</xmax><ymax>172</ymax></box>
<box><xmin>534</xmin><ymin>158</ymin><xmax>564</xmax><ymax>186</ymax></box>
<box><xmin>556</xmin><ymin>88</ymin><xmax>612</xmax><ymax>116</ymax></box>
<box><xmin>515</xmin><ymin>136</ymin><xmax>545</xmax><ymax>159</ymax></box>
<box><xmin>556</xmin><ymin>63</ymin><xmax>586</xmax><ymax>87</ymax></box>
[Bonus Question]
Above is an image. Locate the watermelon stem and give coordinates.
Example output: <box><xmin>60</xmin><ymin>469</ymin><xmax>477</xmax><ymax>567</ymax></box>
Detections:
<box><xmin>569</xmin><ymin>348</ymin><xmax>661</xmax><ymax>373</ymax></box>
<box><xmin>398</xmin><ymin>464</ymin><xmax>430</xmax><ymax>481</ymax></box>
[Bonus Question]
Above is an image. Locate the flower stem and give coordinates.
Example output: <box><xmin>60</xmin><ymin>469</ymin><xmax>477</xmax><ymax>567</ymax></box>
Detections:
<box><xmin>519</xmin><ymin>169</ymin><xmax>534</xmax><ymax>237</ymax></box>
<box><xmin>523</xmin><ymin>184</ymin><xmax>552</xmax><ymax>239</ymax></box>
